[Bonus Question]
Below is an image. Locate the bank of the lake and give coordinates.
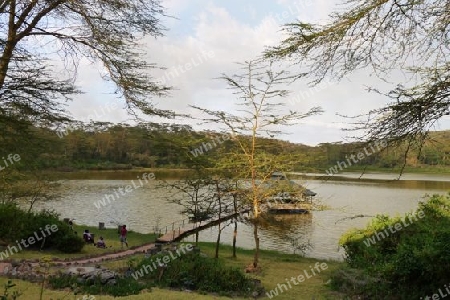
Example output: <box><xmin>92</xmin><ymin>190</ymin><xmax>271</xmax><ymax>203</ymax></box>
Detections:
<box><xmin>44</xmin><ymin>166</ymin><xmax>450</xmax><ymax>181</ymax></box>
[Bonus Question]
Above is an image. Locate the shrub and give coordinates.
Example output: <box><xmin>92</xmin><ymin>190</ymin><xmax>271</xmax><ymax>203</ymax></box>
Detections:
<box><xmin>336</xmin><ymin>193</ymin><xmax>450</xmax><ymax>298</ymax></box>
<box><xmin>135</xmin><ymin>251</ymin><xmax>257</xmax><ymax>296</ymax></box>
<box><xmin>48</xmin><ymin>274</ymin><xmax>152</xmax><ymax>297</ymax></box>
<box><xmin>0</xmin><ymin>203</ymin><xmax>84</xmax><ymax>253</ymax></box>
<box><xmin>55</xmin><ymin>235</ymin><xmax>85</xmax><ymax>253</ymax></box>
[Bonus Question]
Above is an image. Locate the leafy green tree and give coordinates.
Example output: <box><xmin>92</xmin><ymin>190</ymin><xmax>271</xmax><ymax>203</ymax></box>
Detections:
<box><xmin>0</xmin><ymin>0</ymin><xmax>172</xmax><ymax>127</ymax></box>
<box><xmin>0</xmin><ymin>0</ymin><xmax>173</xmax><ymax>210</ymax></box>
<box><xmin>266</xmin><ymin>0</ymin><xmax>450</xmax><ymax>172</ymax></box>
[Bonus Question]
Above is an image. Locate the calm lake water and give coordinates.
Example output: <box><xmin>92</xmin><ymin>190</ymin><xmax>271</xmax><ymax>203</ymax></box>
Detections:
<box><xmin>31</xmin><ymin>172</ymin><xmax>450</xmax><ymax>261</ymax></box>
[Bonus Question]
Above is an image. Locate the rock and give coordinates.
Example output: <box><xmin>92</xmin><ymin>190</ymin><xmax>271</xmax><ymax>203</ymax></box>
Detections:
<box><xmin>106</xmin><ymin>279</ymin><xmax>117</xmax><ymax>286</ymax></box>
<box><xmin>76</xmin><ymin>277</ymin><xmax>85</xmax><ymax>285</ymax></box>
<box><xmin>124</xmin><ymin>267</ymin><xmax>135</xmax><ymax>278</ymax></box>
<box><xmin>11</xmin><ymin>260</ymin><xmax>20</xmax><ymax>267</ymax></box>
<box><xmin>17</xmin><ymin>264</ymin><xmax>31</xmax><ymax>273</ymax></box>
<box><xmin>100</xmin><ymin>271</ymin><xmax>116</xmax><ymax>284</ymax></box>
<box><xmin>85</xmin><ymin>276</ymin><xmax>96</xmax><ymax>285</ymax></box>
<box><xmin>251</xmin><ymin>278</ymin><xmax>262</xmax><ymax>287</ymax></box>
<box><xmin>2</xmin><ymin>265</ymin><xmax>9</xmax><ymax>275</ymax></box>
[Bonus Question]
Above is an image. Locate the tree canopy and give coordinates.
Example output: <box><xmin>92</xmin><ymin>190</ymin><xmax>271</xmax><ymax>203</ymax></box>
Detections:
<box><xmin>0</xmin><ymin>0</ymin><xmax>172</xmax><ymax>127</ymax></box>
<box><xmin>266</xmin><ymin>0</ymin><xmax>449</xmax><ymax>153</ymax></box>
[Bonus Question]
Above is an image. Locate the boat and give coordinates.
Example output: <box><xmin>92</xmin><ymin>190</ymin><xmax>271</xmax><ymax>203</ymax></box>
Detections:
<box><xmin>261</xmin><ymin>172</ymin><xmax>316</xmax><ymax>214</ymax></box>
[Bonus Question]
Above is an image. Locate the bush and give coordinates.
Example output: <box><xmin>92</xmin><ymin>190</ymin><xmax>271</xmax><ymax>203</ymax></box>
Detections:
<box><xmin>0</xmin><ymin>203</ymin><xmax>84</xmax><ymax>253</ymax></box>
<box><xmin>48</xmin><ymin>274</ymin><xmax>152</xmax><ymax>297</ymax></box>
<box><xmin>135</xmin><ymin>251</ymin><xmax>257</xmax><ymax>296</ymax></box>
<box><xmin>0</xmin><ymin>204</ymin><xmax>27</xmax><ymax>242</ymax></box>
<box><xmin>55</xmin><ymin>235</ymin><xmax>85</xmax><ymax>253</ymax></box>
<box><xmin>337</xmin><ymin>193</ymin><xmax>450</xmax><ymax>298</ymax></box>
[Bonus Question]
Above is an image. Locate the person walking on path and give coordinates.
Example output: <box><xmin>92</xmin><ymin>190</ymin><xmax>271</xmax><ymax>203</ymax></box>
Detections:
<box><xmin>120</xmin><ymin>225</ymin><xmax>129</xmax><ymax>249</ymax></box>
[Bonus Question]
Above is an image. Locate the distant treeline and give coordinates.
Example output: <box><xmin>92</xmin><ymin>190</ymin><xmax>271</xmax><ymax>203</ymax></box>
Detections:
<box><xmin>4</xmin><ymin>122</ymin><xmax>450</xmax><ymax>172</ymax></box>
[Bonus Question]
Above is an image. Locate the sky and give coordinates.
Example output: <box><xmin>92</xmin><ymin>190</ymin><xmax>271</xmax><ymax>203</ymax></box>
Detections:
<box><xmin>67</xmin><ymin>0</ymin><xmax>450</xmax><ymax>146</ymax></box>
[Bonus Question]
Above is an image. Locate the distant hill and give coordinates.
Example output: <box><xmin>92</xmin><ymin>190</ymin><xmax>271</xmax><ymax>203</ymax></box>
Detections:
<box><xmin>4</xmin><ymin>122</ymin><xmax>449</xmax><ymax>172</ymax></box>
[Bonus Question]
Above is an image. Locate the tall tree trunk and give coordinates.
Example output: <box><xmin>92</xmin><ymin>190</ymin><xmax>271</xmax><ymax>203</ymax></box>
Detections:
<box><xmin>215</xmin><ymin>181</ymin><xmax>222</xmax><ymax>259</ymax></box>
<box><xmin>0</xmin><ymin>0</ymin><xmax>17</xmax><ymax>89</ymax></box>
<box><xmin>232</xmin><ymin>191</ymin><xmax>238</xmax><ymax>258</ymax></box>
<box><xmin>232</xmin><ymin>219</ymin><xmax>237</xmax><ymax>258</ymax></box>
<box><xmin>253</xmin><ymin>222</ymin><xmax>259</xmax><ymax>267</ymax></box>
<box><xmin>215</xmin><ymin>223</ymin><xmax>221</xmax><ymax>259</ymax></box>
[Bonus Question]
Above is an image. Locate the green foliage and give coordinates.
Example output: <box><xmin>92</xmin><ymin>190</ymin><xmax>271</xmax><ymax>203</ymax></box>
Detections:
<box><xmin>0</xmin><ymin>280</ymin><xmax>22</xmax><ymax>300</ymax></box>
<box><xmin>48</xmin><ymin>274</ymin><xmax>152</xmax><ymax>297</ymax></box>
<box><xmin>135</xmin><ymin>252</ymin><xmax>257</xmax><ymax>296</ymax></box>
<box><xmin>0</xmin><ymin>203</ymin><xmax>84</xmax><ymax>253</ymax></box>
<box><xmin>54</xmin><ymin>235</ymin><xmax>85</xmax><ymax>254</ymax></box>
<box><xmin>3</xmin><ymin>121</ymin><xmax>450</xmax><ymax>173</ymax></box>
<box><xmin>337</xmin><ymin>193</ymin><xmax>450</xmax><ymax>298</ymax></box>
<box><xmin>48</xmin><ymin>250</ymin><xmax>258</xmax><ymax>297</ymax></box>
<box><xmin>266</xmin><ymin>0</ymin><xmax>450</xmax><ymax>160</ymax></box>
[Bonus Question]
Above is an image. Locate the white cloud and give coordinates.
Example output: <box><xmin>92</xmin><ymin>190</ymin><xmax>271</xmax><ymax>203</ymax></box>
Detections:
<box><xmin>62</xmin><ymin>0</ymin><xmax>449</xmax><ymax>145</ymax></box>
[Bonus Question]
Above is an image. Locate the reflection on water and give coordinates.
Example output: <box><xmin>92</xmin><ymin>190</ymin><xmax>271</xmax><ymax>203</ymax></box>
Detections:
<box><xmin>31</xmin><ymin>174</ymin><xmax>450</xmax><ymax>261</ymax></box>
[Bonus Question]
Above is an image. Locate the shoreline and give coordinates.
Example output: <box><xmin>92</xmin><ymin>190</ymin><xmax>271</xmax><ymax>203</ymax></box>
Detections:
<box><xmin>40</xmin><ymin>167</ymin><xmax>450</xmax><ymax>179</ymax></box>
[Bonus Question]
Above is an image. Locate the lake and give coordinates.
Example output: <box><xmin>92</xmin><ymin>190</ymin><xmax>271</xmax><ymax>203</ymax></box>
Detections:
<box><xmin>31</xmin><ymin>171</ymin><xmax>450</xmax><ymax>261</ymax></box>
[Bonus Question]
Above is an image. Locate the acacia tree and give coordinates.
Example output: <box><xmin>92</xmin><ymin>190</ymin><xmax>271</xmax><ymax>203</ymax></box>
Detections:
<box><xmin>161</xmin><ymin>175</ymin><xmax>217</xmax><ymax>246</ymax></box>
<box><xmin>0</xmin><ymin>0</ymin><xmax>172</xmax><ymax>126</ymax></box>
<box><xmin>0</xmin><ymin>1</ymin><xmax>172</xmax><ymax>210</ymax></box>
<box><xmin>192</xmin><ymin>60</ymin><xmax>322</xmax><ymax>268</ymax></box>
<box><xmin>266</xmin><ymin>0</ymin><xmax>450</xmax><ymax>173</ymax></box>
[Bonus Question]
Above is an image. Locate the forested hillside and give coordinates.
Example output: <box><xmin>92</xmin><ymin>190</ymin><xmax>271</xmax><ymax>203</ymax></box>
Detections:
<box><xmin>7</xmin><ymin>122</ymin><xmax>450</xmax><ymax>172</ymax></box>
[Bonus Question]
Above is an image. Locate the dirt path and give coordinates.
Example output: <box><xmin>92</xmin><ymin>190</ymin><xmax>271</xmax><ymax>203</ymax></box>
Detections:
<box><xmin>0</xmin><ymin>242</ymin><xmax>160</xmax><ymax>274</ymax></box>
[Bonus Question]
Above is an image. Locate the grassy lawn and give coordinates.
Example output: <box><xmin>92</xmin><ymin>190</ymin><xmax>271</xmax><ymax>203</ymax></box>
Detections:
<box><xmin>2</xmin><ymin>224</ymin><xmax>158</xmax><ymax>260</ymax></box>
<box><xmin>1</xmin><ymin>241</ymin><xmax>345</xmax><ymax>299</ymax></box>
<box><xmin>194</xmin><ymin>242</ymin><xmax>343</xmax><ymax>299</ymax></box>
<box><xmin>0</xmin><ymin>278</ymin><xmax>239</xmax><ymax>300</ymax></box>
<box><xmin>1</xmin><ymin>219</ymin><xmax>346</xmax><ymax>300</ymax></box>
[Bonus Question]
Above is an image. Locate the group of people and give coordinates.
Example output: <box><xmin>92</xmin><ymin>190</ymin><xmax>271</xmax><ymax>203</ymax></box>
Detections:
<box><xmin>82</xmin><ymin>229</ymin><xmax>106</xmax><ymax>248</ymax></box>
<box><xmin>82</xmin><ymin>225</ymin><xmax>128</xmax><ymax>249</ymax></box>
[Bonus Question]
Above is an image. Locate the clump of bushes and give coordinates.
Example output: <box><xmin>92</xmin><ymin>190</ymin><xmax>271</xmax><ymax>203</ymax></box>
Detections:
<box><xmin>48</xmin><ymin>274</ymin><xmax>152</xmax><ymax>297</ymax></box>
<box><xmin>334</xmin><ymin>193</ymin><xmax>450</xmax><ymax>298</ymax></box>
<box><xmin>49</xmin><ymin>251</ymin><xmax>260</xmax><ymax>298</ymax></box>
<box><xmin>135</xmin><ymin>251</ymin><xmax>260</xmax><ymax>297</ymax></box>
<box><xmin>0</xmin><ymin>203</ymin><xmax>84</xmax><ymax>253</ymax></box>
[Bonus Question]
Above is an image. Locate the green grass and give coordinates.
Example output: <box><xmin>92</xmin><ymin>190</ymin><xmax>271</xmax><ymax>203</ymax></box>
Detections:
<box><xmin>195</xmin><ymin>242</ymin><xmax>343</xmax><ymax>299</ymax></box>
<box><xmin>1</xmin><ymin>241</ymin><xmax>346</xmax><ymax>299</ymax></box>
<box><xmin>2</xmin><ymin>224</ymin><xmax>158</xmax><ymax>260</ymax></box>
<box><xmin>0</xmin><ymin>278</ymin><xmax>241</xmax><ymax>300</ymax></box>
<box><xmin>102</xmin><ymin>242</ymin><xmax>344</xmax><ymax>299</ymax></box>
